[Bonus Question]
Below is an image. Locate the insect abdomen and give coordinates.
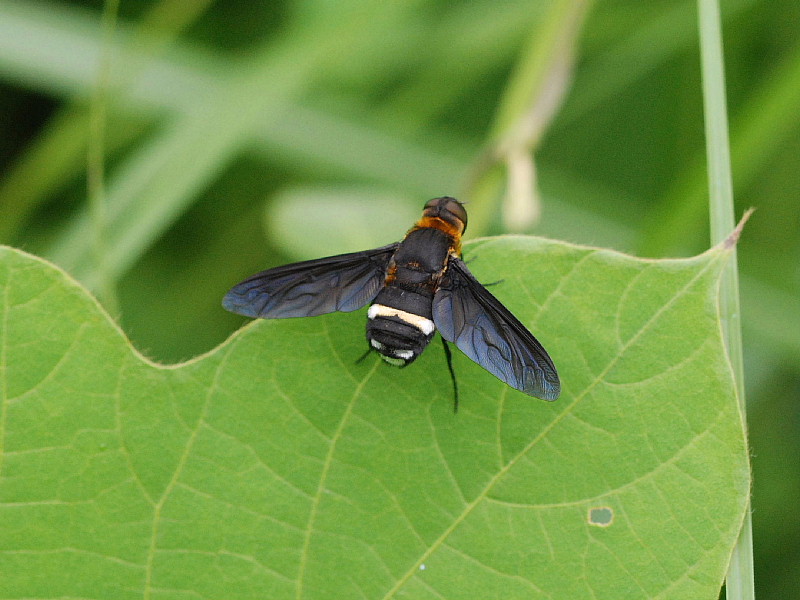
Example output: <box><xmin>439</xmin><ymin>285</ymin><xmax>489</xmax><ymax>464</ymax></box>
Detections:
<box><xmin>366</xmin><ymin>227</ymin><xmax>452</xmax><ymax>366</ymax></box>
<box><xmin>367</xmin><ymin>284</ymin><xmax>437</xmax><ymax>365</ymax></box>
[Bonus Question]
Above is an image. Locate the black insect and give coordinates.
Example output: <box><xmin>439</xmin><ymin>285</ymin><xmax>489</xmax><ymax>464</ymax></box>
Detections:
<box><xmin>223</xmin><ymin>197</ymin><xmax>560</xmax><ymax>407</ymax></box>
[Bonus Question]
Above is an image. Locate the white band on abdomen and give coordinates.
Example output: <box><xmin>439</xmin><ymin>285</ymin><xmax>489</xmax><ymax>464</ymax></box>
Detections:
<box><xmin>368</xmin><ymin>304</ymin><xmax>435</xmax><ymax>335</ymax></box>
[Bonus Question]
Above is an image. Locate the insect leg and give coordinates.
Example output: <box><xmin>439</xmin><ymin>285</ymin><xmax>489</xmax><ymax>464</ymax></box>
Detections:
<box><xmin>355</xmin><ymin>347</ymin><xmax>373</xmax><ymax>364</ymax></box>
<box><xmin>441</xmin><ymin>337</ymin><xmax>459</xmax><ymax>413</ymax></box>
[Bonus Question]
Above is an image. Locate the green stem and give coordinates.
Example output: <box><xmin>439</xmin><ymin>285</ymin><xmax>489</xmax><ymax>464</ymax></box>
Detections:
<box><xmin>87</xmin><ymin>0</ymin><xmax>121</xmax><ymax>315</ymax></box>
<box><xmin>465</xmin><ymin>0</ymin><xmax>593</xmax><ymax>236</ymax></box>
<box><xmin>697</xmin><ymin>1</ymin><xmax>754</xmax><ymax>599</ymax></box>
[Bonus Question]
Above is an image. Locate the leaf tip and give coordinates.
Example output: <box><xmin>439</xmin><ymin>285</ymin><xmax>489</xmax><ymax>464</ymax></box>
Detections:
<box><xmin>723</xmin><ymin>208</ymin><xmax>755</xmax><ymax>250</ymax></box>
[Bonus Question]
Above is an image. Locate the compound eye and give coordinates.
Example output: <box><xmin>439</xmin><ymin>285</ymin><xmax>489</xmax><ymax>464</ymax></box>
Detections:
<box><xmin>442</xmin><ymin>198</ymin><xmax>467</xmax><ymax>231</ymax></box>
<box><xmin>424</xmin><ymin>197</ymin><xmax>441</xmax><ymax>210</ymax></box>
<box><xmin>423</xmin><ymin>197</ymin><xmax>467</xmax><ymax>232</ymax></box>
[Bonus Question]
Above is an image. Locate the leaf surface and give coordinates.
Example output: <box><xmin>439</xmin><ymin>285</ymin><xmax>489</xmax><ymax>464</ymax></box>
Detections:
<box><xmin>0</xmin><ymin>238</ymin><xmax>749</xmax><ymax>599</ymax></box>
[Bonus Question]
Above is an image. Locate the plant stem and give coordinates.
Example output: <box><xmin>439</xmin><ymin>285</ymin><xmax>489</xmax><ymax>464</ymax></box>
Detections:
<box><xmin>465</xmin><ymin>0</ymin><xmax>593</xmax><ymax>235</ymax></box>
<box><xmin>697</xmin><ymin>1</ymin><xmax>754</xmax><ymax>599</ymax></box>
<box><xmin>87</xmin><ymin>0</ymin><xmax>120</xmax><ymax>315</ymax></box>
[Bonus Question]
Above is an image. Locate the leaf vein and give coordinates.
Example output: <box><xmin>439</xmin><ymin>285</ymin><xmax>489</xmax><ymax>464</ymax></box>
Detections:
<box><xmin>141</xmin><ymin>347</ymin><xmax>233</xmax><ymax>599</ymax></box>
<box><xmin>381</xmin><ymin>254</ymin><xmax>720</xmax><ymax>597</ymax></box>
<box><xmin>295</xmin><ymin>359</ymin><xmax>380</xmax><ymax>600</ymax></box>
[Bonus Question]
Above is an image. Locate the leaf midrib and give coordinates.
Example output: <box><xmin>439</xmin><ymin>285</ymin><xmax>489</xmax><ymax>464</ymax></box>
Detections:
<box><xmin>380</xmin><ymin>250</ymin><xmax>723</xmax><ymax>598</ymax></box>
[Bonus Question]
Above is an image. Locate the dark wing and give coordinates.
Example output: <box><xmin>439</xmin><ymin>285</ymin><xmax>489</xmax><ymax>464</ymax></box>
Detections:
<box><xmin>223</xmin><ymin>244</ymin><xmax>399</xmax><ymax>318</ymax></box>
<box><xmin>432</xmin><ymin>257</ymin><xmax>560</xmax><ymax>400</ymax></box>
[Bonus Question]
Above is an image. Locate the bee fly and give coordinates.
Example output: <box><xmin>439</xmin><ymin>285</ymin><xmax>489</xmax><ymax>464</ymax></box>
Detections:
<box><xmin>223</xmin><ymin>197</ymin><xmax>560</xmax><ymax>408</ymax></box>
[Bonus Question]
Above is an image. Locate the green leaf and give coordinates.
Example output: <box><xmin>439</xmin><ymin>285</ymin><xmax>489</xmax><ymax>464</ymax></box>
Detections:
<box><xmin>0</xmin><ymin>237</ymin><xmax>749</xmax><ymax>599</ymax></box>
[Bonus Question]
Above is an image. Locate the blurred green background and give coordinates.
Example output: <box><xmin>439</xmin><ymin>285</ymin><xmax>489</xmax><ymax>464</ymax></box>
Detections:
<box><xmin>0</xmin><ymin>0</ymin><xmax>797</xmax><ymax>597</ymax></box>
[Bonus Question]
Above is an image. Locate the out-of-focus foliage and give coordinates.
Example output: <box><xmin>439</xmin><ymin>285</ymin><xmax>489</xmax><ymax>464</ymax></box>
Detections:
<box><xmin>0</xmin><ymin>0</ymin><xmax>797</xmax><ymax>597</ymax></box>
